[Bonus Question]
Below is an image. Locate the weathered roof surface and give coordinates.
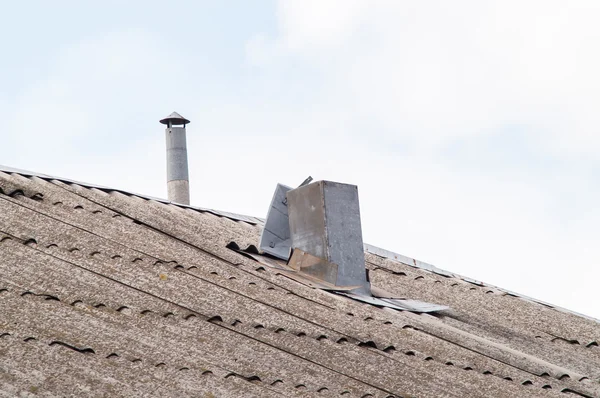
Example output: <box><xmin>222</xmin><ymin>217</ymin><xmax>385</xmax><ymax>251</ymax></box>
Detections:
<box><xmin>1</xmin><ymin>168</ymin><xmax>599</xmax><ymax>398</ymax></box>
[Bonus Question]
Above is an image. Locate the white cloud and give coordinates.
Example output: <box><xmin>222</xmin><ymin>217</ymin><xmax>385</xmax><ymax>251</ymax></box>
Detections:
<box><xmin>3</xmin><ymin>2</ymin><xmax>599</xmax><ymax>319</ymax></box>
<box><xmin>3</xmin><ymin>29</ymin><xmax>187</xmax><ymax>188</ymax></box>
<box><xmin>242</xmin><ymin>0</ymin><xmax>600</xmax><ymax>318</ymax></box>
<box><xmin>250</xmin><ymin>0</ymin><xmax>600</xmax><ymax>157</ymax></box>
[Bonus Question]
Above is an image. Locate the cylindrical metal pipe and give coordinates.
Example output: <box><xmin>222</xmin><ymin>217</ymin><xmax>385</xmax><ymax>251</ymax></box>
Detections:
<box><xmin>165</xmin><ymin>126</ymin><xmax>190</xmax><ymax>205</ymax></box>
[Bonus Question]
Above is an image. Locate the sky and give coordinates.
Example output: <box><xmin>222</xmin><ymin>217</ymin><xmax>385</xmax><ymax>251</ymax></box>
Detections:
<box><xmin>2</xmin><ymin>1</ymin><xmax>600</xmax><ymax>319</ymax></box>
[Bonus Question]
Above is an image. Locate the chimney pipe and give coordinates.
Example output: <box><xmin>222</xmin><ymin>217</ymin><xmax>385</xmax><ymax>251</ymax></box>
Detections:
<box><xmin>160</xmin><ymin>112</ymin><xmax>191</xmax><ymax>205</ymax></box>
<box><xmin>286</xmin><ymin>180</ymin><xmax>370</xmax><ymax>294</ymax></box>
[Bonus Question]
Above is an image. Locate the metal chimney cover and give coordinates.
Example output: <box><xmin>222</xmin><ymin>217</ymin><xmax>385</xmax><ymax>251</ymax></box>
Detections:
<box><xmin>160</xmin><ymin>111</ymin><xmax>190</xmax><ymax>126</ymax></box>
<box><xmin>287</xmin><ymin>180</ymin><xmax>370</xmax><ymax>294</ymax></box>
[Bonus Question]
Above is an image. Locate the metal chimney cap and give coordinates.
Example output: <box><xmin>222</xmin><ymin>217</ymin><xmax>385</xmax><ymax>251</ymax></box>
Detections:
<box><xmin>160</xmin><ymin>112</ymin><xmax>190</xmax><ymax>126</ymax></box>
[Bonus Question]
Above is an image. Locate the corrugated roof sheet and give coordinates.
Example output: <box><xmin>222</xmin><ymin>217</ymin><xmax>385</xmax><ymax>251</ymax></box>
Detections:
<box><xmin>1</xmin><ymin>167</ymin><xmax>599</xmax><ymax>397</ymax></box>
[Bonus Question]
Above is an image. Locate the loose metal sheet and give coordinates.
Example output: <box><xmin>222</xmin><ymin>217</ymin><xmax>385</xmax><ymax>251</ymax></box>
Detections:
<box><xmin>337</xmin><ymin>292</ymin><xmax>449</xmax><ymax>313</ymax></box>
<box><xmin>258</xmin><ymin>183</ymin><xmax>292</xmax><ymax>260</ymax></box>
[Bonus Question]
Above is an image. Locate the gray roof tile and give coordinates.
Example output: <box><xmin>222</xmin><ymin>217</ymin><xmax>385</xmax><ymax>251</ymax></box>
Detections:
<box><xmin>0</xmin><ymin>167</ymin><xmax>598</xmax><ymax>397</ymax></box>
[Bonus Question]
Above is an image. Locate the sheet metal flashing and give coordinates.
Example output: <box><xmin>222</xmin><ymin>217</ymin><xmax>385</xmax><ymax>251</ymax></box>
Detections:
<box><xmin>337</xmin><ymin>292</ymin><xmax>450</xmax><ymax>313</ymax></box>
<box><xmin>259</xmin><ymin>183</ymin><xmax>293</xmax><ymax>259</ymax></box>
<box><xmin>0</xmin><ymin>165</ymin><xmax>263</xmax><ymax>226</ymax></box>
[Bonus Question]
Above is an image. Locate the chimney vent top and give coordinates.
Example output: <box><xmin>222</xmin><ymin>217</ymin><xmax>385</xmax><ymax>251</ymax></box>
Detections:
<box><xmin>160</xmin><ymin>112</ymin><xmax>190</xmax><ymax>126</ymax></box>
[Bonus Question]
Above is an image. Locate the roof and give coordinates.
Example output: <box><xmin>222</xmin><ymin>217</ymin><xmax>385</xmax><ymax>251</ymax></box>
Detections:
<box><xmin>1</xmin><ymin>166</ymin><xmax>599</xmax><ymax>398</ymax></box>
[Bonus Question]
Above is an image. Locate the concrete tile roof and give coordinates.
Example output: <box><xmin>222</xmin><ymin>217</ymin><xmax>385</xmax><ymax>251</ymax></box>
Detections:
<box><xmin>0</xmin><ymin>168</ymin><xmax>599</xmax><ymax>397</ymax></box>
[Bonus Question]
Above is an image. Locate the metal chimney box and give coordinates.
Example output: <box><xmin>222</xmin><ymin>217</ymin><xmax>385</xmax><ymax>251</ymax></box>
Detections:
<box><xmin>287</xmin><ymin>181</ymin><xmax>369</xmax><ymax>293</ymax></box>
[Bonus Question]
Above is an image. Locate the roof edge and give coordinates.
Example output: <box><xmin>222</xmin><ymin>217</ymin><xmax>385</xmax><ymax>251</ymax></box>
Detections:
<box><xmin>0</xmin><ymin>164</ymin><xmax>264</xmax><ymax>226</ymax></box>
<box><xmin>364</xmin><ymin>243</ymin><xmax>600</xmax><ymax>324</ymax></box>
